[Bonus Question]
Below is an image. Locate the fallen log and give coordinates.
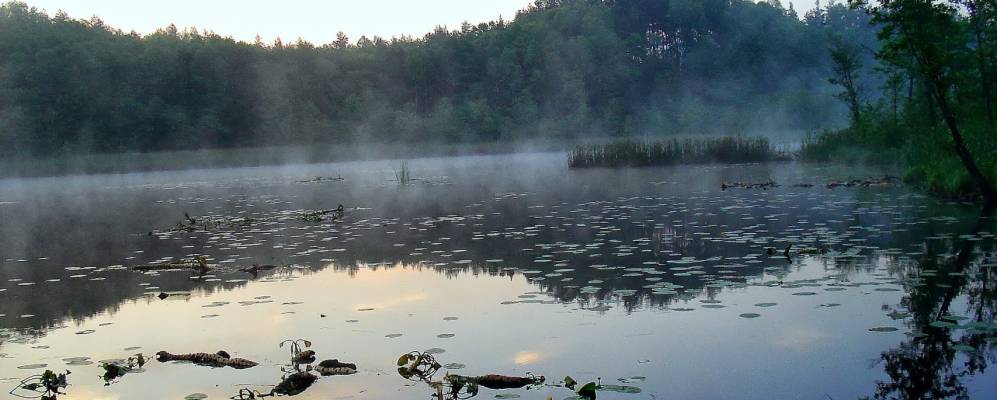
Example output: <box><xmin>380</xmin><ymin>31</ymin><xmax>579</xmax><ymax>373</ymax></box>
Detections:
<box><xmin>155</xmin><ymin>351</ymin><xmax>258</xmax><ymax>369</ymax></box>
<box><xmin>315</xmin><ymin>359</ymin><xmax>357</xmax><ymax>376</ymax></box>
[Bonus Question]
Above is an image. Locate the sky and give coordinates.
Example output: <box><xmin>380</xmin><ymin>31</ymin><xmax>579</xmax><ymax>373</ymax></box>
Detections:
<box><xmin>23</xmin><ymin>0</ymin><xmax>819</xmax><ymax>45</ymax></box>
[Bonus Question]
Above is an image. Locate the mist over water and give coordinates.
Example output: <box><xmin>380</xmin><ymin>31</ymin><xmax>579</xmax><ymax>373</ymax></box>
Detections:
<box><xmin>0</xmin><ymin>1</ymin><xmax>995</xmax><ymax>398</ymax></box>
<box><xmin>1</xmin><ymin>153</ymin><xmax>994</xmax><ymax>399</ymax></box>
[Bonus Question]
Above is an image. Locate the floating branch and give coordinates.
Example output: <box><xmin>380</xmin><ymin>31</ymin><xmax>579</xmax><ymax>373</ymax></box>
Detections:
<box><xmin>825</xmin><ymin>175</ymin><xmax>901</xmax><ymax>188</ymax></box>
<box><xmin>721</xmin><ymin>180</ymin><xmax>779</xmax><ymax>190</ymax></box>
<box><xmin>295</xmin><ymin>205</ymin><xmax>345</xmax><ymax>223</ymax></box>
<box><xmin>155</xmin><ymin>351</ymin><xmax>258</xmax><ymax>369</ymax></box>
<box><xmin>133</xmin><ymin>256</ymin><xmax>210</xmax><ymax>273</ymax></box>
<box><xmin>168</xmin><ymin>212</ymin><xmax>261</xmax><ymax>232</ymax></box>
<box><xmin>296</xmin><ymin>175</ymin><xmax>344</xmax><ymax>184</ymax></box>
<box><xmin>315</xmin><ymin>359</ymin><xmax>357</xmax><ymax>376</ymax></box>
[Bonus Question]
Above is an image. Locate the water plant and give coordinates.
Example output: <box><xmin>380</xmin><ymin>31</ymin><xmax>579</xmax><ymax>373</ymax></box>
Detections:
<box><xmin>394</xmin><ymin>162</ymin><xmax>413</xmax><ymax>185</ymax></box>
<box><xmin>8</xmin><ymin>370</ymin><xmax>69</xmax><ymax>399</ymax></box>
<box><xmin>99</xmin><ymin>354</ymin><xmax>144</xmax><ymax>386</ymax></box>
<box><xmin>279</xmin><ymin>339</ymin><xmax>313</xmax><ymax>357</ymax></box>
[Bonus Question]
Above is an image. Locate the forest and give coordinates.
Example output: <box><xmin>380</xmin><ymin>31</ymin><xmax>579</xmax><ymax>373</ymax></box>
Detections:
<box><xmin>0</xmin><ymin>0</ymin><xmax>878</xmax><ymax>156</ymax></box>
<box><xmin>803</xmin><ymin>0</ymin><xmax>997</xmax><ymax>202</ymax></box>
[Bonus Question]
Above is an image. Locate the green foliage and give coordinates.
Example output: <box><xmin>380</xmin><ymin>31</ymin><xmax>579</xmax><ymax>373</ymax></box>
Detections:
<box><xmin>806</xmin><ymin>0</ymin><xmax>997</xmax><ymax>201</ymax></box>
<box><xmin>0</xmin><ymin>0</ymin><xmax>878</xmax><ymax>159</ymax></box>
<box><xmin>577</xmin><ymin>381</ymin><xmax>598</xmax><ymax>399</ymax></box>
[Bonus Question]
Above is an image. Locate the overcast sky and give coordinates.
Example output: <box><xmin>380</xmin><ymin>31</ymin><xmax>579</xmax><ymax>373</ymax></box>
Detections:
<box><xmin>23</xmin><ymin>0</ymin><xmax>820</xmax><ymax>45</ymax></box>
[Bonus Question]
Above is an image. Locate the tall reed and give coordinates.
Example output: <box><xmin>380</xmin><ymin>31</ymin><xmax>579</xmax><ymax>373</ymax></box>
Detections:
<box><xmin>568</xmin><ymin>136</ymin><xmax>786</xmax><ymax>168</ymax></box>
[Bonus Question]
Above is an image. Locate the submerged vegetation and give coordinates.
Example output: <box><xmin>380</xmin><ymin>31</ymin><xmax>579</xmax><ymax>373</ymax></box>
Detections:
<box><xmin>568</xmin><ymin>137</ymin><xmax>787</xmax><ymax>168</ymax></box>
<box><xmin>394</xmin><ymin>163</ymin><xmax>413</xmax><ymax>185</ymax></box>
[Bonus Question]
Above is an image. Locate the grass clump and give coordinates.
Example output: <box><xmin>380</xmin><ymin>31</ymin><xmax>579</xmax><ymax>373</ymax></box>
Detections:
<box><xmin>394</xmin><ymin>162</ymin><xmax>413</xmax><ymax>184</ymax></box>
<box><xmin>567</xmin><ymin>136</ymin><xmax>786</xmax><ymax>168</ymax></box>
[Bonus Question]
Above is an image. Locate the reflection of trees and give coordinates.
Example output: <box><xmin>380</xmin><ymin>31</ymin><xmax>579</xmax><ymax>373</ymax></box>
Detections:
<box><xmin>874</xmin><ymin>208</ymin><xmax>995</xmax><ymax>399</ymax></box>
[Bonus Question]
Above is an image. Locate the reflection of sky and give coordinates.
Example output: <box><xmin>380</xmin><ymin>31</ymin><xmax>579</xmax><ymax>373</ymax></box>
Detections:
<box><xmin>0</xmin><ymin>153</ymin><xmax>994</xmax><ymax>399</ymax></box>
<box><xmin>0</xmin><ymin>262</ymin><xmax>983</xmax><ymax>400</ymax></box>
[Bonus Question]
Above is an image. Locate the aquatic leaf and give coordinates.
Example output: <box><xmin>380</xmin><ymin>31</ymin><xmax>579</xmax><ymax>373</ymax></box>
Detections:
<box><xmin>952</xmin><ymin>344</ymin><xmax>976</xmax><ymax>352</ymax></box>
<box><xmin>564</xmin><ymin>376</ymin><xmax>577</xmax><ymax>389</ymax></box>
<box><xmin>184</xmin><ymin>394</ymin><xmax>208</xmax><ymax>400</ymax></box>
<box><xmin>929</xmin><ymin>320</ymin><xmax>958</xmax><ymax>329</ymax></box>
<box><xmin>397</xmin><ymin>354</ymin><xmax>412</xmax><ymax>366</ymax></box>
<box><xmin>577</xmin><ymin>382</ymin><xmax>598</xmax><ymax>399</ymax></box>
<box><xmin>599</xmin><ymin>384</ymin><xmax>641</xmax><ymax>393</ymax></box>
<box><xmin>739</xmin><ymin>313</ymin><xmax>761</xmax><ymax>319</ymax></box>
<box><xmin>868</xmin><ymin>327</ymin><xmax>898</xmax><ymax>332</ymax></box>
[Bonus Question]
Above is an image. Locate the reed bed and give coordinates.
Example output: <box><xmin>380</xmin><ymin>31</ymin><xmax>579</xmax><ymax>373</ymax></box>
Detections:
<box><xmin>567</xmin><ymin>136</ymin><xmax>787</xmax><ymax>168</ymax></box>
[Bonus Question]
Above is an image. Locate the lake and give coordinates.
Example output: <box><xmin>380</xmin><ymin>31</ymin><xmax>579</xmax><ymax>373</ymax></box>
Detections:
<box><xmin>0</xmin><ymin>152</ymin><xmax>994</xmax><ymax>399</ymax></box>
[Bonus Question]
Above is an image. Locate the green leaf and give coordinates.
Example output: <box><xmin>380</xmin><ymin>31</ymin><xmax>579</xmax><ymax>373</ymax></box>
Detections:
<box><xmin>578</xmin><ymin>382</ymin><xmax>598</xmax><ymax>399</ymax></box>
<box><xmin>564</xmin><ymin>375</ymin><xmax>577</xmax><ymax>389</ymax></box>
<box><xmin>397</xmin><ymin>354</ymin><xmax>411</xmax><ymax>366</ymax></box>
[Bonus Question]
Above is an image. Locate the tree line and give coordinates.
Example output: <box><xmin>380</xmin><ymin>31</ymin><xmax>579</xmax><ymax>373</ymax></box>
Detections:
<box><xmin>815</xmin><ymin>0</ymin><xmax>997</xmax><ymax>203</ymax></box>
<box><xmin>0</xmin><ymin>0</ymin><xmax>878</xmax><ymax>157</ymax></box>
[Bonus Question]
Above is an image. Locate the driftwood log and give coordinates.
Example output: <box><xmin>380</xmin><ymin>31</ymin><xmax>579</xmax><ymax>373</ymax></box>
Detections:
<box><xmin>155</xmin><ymin>351</ymin><xmax>258</xmax><ymax>369</ymax></box>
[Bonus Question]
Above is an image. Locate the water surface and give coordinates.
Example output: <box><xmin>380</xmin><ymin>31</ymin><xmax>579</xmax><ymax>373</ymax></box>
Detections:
<box><xmin>0</xmin><ymin>153</ymin><xmax>994</xmax><ymax>399</ymax></box>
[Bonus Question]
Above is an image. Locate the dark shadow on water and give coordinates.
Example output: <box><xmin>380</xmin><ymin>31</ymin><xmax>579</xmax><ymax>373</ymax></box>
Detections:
<box><xmin>873</xmin><ymin>206</ymin><xmax>996</xmax><ymax>399</ymax></box>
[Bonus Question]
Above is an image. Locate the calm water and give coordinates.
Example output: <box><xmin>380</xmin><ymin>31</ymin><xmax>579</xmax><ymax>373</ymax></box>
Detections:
<box><xmin>0</xmin><ymin>153</ymin><xmax>994</xmax><ymax>399</ymax></box>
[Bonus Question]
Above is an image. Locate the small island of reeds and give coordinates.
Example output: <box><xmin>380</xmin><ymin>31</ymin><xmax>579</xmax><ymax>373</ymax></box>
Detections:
<box><xmin>567</xmin><ymin>136</ymin><xmax>788</xmax><ymax>168</ymax></box>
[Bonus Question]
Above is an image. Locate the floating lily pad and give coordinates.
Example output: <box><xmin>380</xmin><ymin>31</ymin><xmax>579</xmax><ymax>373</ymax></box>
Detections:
<box><xmin>739</xmin><ymin>313</ymin><xmax>761</xmax><ymax>318</ymax></box>
<box><xmin>952</xmin><ymin>344</ymin><xmax>977</xmax><ymax>352</ymax></box>
<box><xmin>599</xmin><ymin>384</ymin><xmax>642</xmax><ymax>394</ymax></box>
<box><xmin>868</xmin><ymin>327</ymin><xmax>898</xmax><ymax>332</ymax></box>
<box><xmin>930</xmin><ymin>320</ymin><xmax>958</xmax><ymax>329</ymax></box>
<box><xmin>64</xmin><ymin>357</ymin><xmax>93</xmax><ymax>366</ymax></box>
